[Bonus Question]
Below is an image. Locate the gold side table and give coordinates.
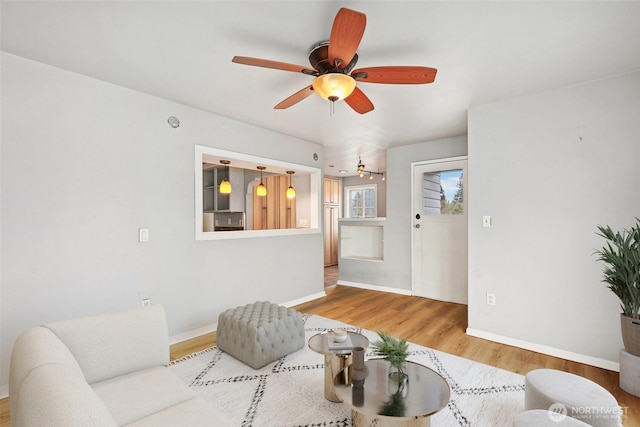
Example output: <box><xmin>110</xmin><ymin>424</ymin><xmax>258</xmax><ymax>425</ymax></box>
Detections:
<box><xmin>308</xmin><ymin>330</ymin><xmax>370</xmax><ymax>402</ymax></box>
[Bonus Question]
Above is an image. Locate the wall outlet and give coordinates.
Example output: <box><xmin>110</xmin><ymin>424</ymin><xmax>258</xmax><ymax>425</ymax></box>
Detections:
<box><xmin>486</xmin><ymin>293</ymin><xmax>496</xmax><ymax>306</ymax></box>
<box><xmin>141</xmin><ymin>298</ymin><xmax>151</xmax><ymax>307</ymax></box>
<box><xmin>483</xmin><ymin>216</ymin><xmax>492</xmax><ymax>227</ymax></box>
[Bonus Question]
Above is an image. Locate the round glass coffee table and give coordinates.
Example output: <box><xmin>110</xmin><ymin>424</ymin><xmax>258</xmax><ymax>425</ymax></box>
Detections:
<box><xmin>308</xmin><ymin>330</ymin><xmax>369</xmax><ymax>402</ymax></box>
<box><xmin>334</xmin><ymin>359</ymin><xmax>450</xmax><ymax>427</ymax></box>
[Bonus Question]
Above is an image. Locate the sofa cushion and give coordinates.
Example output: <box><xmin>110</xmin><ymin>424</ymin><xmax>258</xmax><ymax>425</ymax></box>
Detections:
<box><xmin>92</xmin><ymin>366</ymin><xmax>197</xmax><ymax>426</ymax></box>
<box><xmin>9</xmin><ymin>326</ymin><xmax>85</xmax><ymax>420</ymax></box>
<box><xmin>14</xmin><ymin>363</ymin><xmax>117</xmax><ymax>427</ymax></box>
<box><xmin>45</xmin><ymin>305</ymin><xmax>169</xmax><ymax>384</ymax></box>
<box><xmin>125</xmin><ymin>396</ymin><xmax>233</xmax><ymax>427</ymax></box>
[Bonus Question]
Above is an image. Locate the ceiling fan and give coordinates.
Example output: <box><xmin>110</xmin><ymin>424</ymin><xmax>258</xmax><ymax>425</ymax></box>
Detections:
<box><xmin>232</xmin><ymin>8</ymin><xmax>437</xmax><ymax>114</ymax></box>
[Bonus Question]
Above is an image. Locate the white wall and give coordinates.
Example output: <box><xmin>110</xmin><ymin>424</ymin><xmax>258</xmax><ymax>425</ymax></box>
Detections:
<box><xmin>338</xmin><ymin>136</ymin><xmax>468</xmax><ymax>290</ymax></box>
<box><xmin>467</xmin><ymin>71</ymin><xmax>640</xmax><ymax>368</ymax></box>
<box><xmin>0</xmin><ymin>53</ymin><xmax>324</xmax><ymax>390</ymax></box>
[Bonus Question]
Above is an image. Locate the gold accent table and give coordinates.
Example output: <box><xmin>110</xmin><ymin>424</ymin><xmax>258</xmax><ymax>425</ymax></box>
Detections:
<box><xmin>308</xmin><ymin>331</ymin><xmax>370</xmax><ymax>402</ymax></box>
<box><xmin>334</xmin><ymin>359</ymin><xmax>450</xmax><ymax>427</ymax></box>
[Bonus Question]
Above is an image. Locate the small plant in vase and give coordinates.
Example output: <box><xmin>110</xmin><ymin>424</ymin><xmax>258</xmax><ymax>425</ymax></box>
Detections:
<box><xmin>379</xmin><ymin>389</ymin><xmax>406</xmax><ymax>417</ymax></box>
<box><xmin>371</xmin><ymin>331</ymin><xmax>410</xmax><ymax>388</ymax></box>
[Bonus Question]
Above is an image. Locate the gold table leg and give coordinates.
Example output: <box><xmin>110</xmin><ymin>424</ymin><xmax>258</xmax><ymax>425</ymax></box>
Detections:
<box><xmin>323</xmin><ymin>353</ymin><xmax>352</xmax><ymax>402</ymax></box>
<box><xmin>352</xmin><ymin>410</ymin><xmax>432</xmax><ymax>427</ymax></box>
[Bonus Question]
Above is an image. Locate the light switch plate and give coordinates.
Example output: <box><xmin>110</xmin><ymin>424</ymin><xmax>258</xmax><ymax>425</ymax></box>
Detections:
<box><xmin>486</xmin><ymin>293</ymin><xmax>496</xmax><ymax>306</ymax></box>
<box><xmin>483</xmin><ymin>216</ymin><xmax>492</xmax><ymax>227</ymax></box>
<box><xmin>138</xmin><ymin>228</ymin><xmax>149</xmax><ymax>242</ymax></box>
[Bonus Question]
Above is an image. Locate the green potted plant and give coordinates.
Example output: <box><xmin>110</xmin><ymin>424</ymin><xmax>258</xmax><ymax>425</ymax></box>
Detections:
<box><xmin>378</xmin><ymin>389</ymin><xmax>406</xmax><ymax>417</ymax></box>
<box><xmin>371</xmin><ymin>331</ymin><xmax>410</xmax><ymax>387</ymax></box>
<box><xmin>595</xmin><ymin>218</ymin><xmax>640</xmax><ymax>356</ymax></box>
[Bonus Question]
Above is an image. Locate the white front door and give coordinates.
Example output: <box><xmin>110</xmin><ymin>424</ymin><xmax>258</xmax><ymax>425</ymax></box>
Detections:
<box><xmin>412</xmin><ymin>158</ymin><xmax>468</xmax><ymax>304</ymax></box>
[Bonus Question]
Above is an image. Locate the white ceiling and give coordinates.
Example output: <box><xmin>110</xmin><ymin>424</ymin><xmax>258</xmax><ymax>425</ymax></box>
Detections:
<box><xmin>2</xmin><ymin>1</ymin><xmax>639</xmax><ymax>175</ymax></box>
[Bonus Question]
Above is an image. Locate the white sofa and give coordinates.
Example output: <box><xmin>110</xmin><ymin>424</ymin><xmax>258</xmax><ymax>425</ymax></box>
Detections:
<box><xmin>10</xmin><ymin>304</ymin><xmax>231</xmax><ymax>426</ymax></box>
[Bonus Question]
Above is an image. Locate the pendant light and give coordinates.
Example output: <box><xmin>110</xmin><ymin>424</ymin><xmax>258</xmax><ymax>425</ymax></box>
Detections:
<box><xmin>256</xmin><ymin>166</ymin><xmax>267</xmax><ymax>197</ymax></box>
<box><xmin>219</xmin><ymin>160</ymin><xmax>232</xmax><ymax>194</ymax></box>
<box><xmin>286</xmin><ymin>171</ymin><xmax>296</xmax><ymax>199</ymax></box>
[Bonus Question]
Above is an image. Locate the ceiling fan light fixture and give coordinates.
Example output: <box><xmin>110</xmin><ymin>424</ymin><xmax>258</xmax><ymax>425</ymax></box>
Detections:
<box><xmin>312</xmin><ymin>73</ymin><xmax>356</xmax><ymax>101</ymax></box>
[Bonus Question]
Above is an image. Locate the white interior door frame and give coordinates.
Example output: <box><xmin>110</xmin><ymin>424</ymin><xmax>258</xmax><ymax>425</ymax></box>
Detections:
<box><xmin>410</xmin><ymin>156</ymin><xmax>468</xmax><ymax>298</ymax></box>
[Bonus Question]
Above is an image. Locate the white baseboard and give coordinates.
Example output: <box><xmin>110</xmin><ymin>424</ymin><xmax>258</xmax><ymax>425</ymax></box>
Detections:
<box><xmin>169</xmin><ymin>291</ymin><xmax>327</xmax><ymax>345</ymax></box>
<box><xmin>0</xmin><ymin>384</ymin><xmax>7</xmax><ymax>399</ymax></box>
<box><xmin>281</xmin><ymin>291</ymin><xmax>327</xmax><ymax>308</ymax></box>
<box><xmin>169</xmin><ymin>322</ymin><xmax>218</xmax><ymax>345</ymax></box>
<box><xmin>466</xmin><ymin>328</ymin><xmax>620</xmax><ymax>372</ymax></box>
<box><xmin>337</xmin><ymin>280</ymin><xmax>413</xmax><ymax>296</ymax></box>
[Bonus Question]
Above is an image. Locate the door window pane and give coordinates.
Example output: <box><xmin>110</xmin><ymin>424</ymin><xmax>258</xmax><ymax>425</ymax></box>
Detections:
<box><xmin>422</xmin><ymin>170</ymin><xmax>463</xmax><ymax>215</ymax></box>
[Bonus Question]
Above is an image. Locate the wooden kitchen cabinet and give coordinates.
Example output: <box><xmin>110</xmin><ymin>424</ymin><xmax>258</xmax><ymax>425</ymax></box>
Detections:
<box><xmin>323</xmin><ymin>177</ymin><xmax>341</xmax><ymax>266</ymax></box>
<box><xmin>324</xmin><ymin>206</ymin><xmax>340</xmax><ymax>266</ymax></box>
<box><xmin>324</xmin><ymin>177</ymin><xmax>341</xmax><ymax>205</ymax></box>
<box><xmin>253</xmin><ymin>175</ymin><xmax>296</xmax><ymax>230</ymax></box>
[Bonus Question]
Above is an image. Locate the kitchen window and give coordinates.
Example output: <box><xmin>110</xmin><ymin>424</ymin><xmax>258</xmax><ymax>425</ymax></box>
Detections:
<box><xmin>344</xmin><ymin>184</ymin><xmax>377</xmax><ymax>218</ymax></box>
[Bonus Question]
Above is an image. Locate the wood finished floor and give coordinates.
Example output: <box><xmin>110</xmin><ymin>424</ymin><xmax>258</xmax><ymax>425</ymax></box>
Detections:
<box><xmin>1</xmin><ymin>270</ymin><xmax>638</xmax><ymax>426</ymax></box>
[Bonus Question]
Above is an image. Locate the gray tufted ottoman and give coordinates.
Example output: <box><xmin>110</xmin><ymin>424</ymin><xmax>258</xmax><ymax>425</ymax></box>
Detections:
<box><xmin>217</xmin><ymin>301</ymin><xmax>305</xmax><ymax>369</ymax></box>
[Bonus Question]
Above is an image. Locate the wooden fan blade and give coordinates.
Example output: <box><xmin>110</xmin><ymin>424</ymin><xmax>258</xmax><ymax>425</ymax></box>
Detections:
<box><xmin>232</xmin><ymin>56</ymin><xmax>317</xmax><ymax>75</ymax></box>
<box><xmin>274</xmin><ymin>86</ymin><xmax>315</xmax><ymax>109</ymax></box>
<box><xmin>345</xmin><ymin>87</ymin><xmax>374</xmax><ymax>114</ymax></box>
<box><xmin>352</xmin><ymin>66</ymin><xmax>437</xmax><ymax>84</ymax></box>
<box><xmin>328</xmin><ymin>8</ymin><xmax>366</xmax><ymax>69</ymax></box>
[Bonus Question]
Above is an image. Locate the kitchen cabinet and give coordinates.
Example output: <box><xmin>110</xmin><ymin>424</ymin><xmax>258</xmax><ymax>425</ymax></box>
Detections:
<box><xmin>324</xmin><ymin>206</ymin><xmax>340</xmax><ymax>266</ymax></box>
<box><xmin>324</xmin><ymin>177</ymin><xmax>341</xmax><ymax>205</ymax></box>
<box><xmin>203</xmin><ymin>166</ymin><xmax>245</xmax><ymax>213</ymax></box>
<box><xmin>323</xmin><ymin>177</ymin><xmax>341</xmax><ymax>266</ymax></box>
<box><xmin>253</xmin><ymin>175</ymin><xmax>296</xmax><ymax>230</ymax></box>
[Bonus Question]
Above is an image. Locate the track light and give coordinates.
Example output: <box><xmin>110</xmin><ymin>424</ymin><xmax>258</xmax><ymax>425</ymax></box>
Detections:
<box><xmin>356</xmin><ymin>158</ymin><xmax>385</xmax><ymax>181</ymax></box>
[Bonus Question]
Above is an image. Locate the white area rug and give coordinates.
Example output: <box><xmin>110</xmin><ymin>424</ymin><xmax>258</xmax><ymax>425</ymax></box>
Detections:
<box><xmin>169</xmin><ymin>314</ymin><xmax>525</xmax><ymax>426</ymax></box>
